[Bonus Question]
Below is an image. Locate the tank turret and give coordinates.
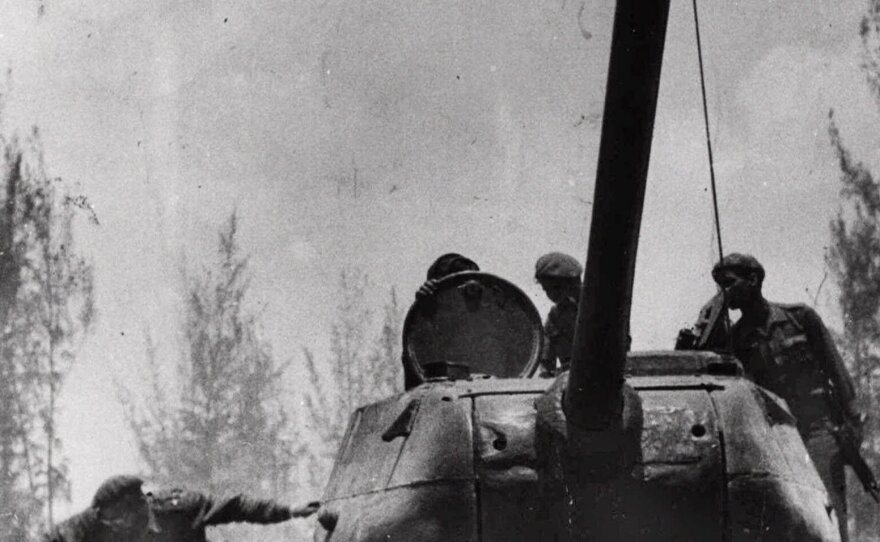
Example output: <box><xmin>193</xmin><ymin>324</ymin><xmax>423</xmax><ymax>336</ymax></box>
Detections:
<box><xmin>315</xmin><ymin>341</ymin><xmax>838</xmax><ymax>540</ymax></box>
<box><xmin>312</xmin><ymin>0</ymin><xmax>843</xmax><ymax>540</ymax></box>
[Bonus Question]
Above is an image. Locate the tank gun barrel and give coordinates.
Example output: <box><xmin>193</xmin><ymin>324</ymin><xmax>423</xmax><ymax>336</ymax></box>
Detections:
<box><xmin>564</xmin><ymin>0</ymin><xmax>671</xmax><ymax>430</ymax></box>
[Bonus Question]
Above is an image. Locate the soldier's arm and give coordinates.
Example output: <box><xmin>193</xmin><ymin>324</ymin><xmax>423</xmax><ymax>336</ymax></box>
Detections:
<box><xmin>194</xmin><ymin>493</ymin><xmax>299</xmax><ymax>527</ymax></box>
<box><xmin>695</xmin><ymin>292</ymin><xmax>729</xmax><ymax>350</ymax></box>
<box><xmin>798</xmin><ymin>306</ymin><xmax>860</xmax><ymax>420</ymax></box>
<box><xmin>539</xmin><ymin>315</ymin><xmax>559</xmax><ymax>376</ymax></box>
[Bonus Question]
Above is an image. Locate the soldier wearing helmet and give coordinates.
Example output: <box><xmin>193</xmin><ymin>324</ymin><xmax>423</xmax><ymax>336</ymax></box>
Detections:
<box><xmin>535</xmin><ymin>252</ymin><xmax>582</xmax><ymax>377</ymax></box>
<box><xmin>698</xmin><ymin>253</ymin><xmax>862</xmax><ymax>542</ymax></box>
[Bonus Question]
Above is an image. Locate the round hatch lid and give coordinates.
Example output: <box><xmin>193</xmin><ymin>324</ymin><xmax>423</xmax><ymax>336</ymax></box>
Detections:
<box><xmin>403</xmin><ymin>271</ymin><xmax>544</xmax><ymax>380</ymax></box>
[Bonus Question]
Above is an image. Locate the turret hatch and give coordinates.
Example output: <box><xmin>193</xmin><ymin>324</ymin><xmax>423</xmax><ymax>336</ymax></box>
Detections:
<box><xmin>402</xmin><ymin>271</ymin><xmax>543</xmax><ymax>380</ymax></box>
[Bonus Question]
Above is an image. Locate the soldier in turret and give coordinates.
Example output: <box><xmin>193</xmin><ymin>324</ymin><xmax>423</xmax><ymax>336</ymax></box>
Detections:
<box><xmin>403</xmin><ymin>253</ymin><xmax>480</xmax><ymax>389</ymax></box>
<box><xmin>701</xmin><ymin>253</ymin><xmax>863</xmax><ymax>541</ymax></box>
<box><xmin>534</xmin><ymin>252</ymin><xmax>582</xmax><ymax>377</ymax></box>
<box><xmin>414</xmin><ymin>252</ymin><xmax>480</xmax><ymax>299</ymax></box>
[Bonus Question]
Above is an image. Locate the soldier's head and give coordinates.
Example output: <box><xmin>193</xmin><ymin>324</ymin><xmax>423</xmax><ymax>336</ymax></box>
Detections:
<box><xmin>426</xmin><ymin>253</ymin><xmax>479</xmax><ymax>281</ymax></box>
<box><xmin>92</xmin><ymin>475</ymin><xmax>159</xmax><ymax>536</ymax></box>
<box><xmin>535</xmin><ymin>252</ymin><xmax>582</xmax><ymax>304</ymax></box>
<box><xmin>711</xmin><ymin>253</ymin><xmax>765</xmax><ymax>310</ymax></box>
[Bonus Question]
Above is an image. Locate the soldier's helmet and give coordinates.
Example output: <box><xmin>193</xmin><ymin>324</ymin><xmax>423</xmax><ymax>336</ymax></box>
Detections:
<box><xmin>92</xmin><ymin>475</ymin><xmax>145</xmax><ymax>510</ymax></box>
<box><xmin>535</xmin><ymin>252</ymin><xmax>582</xmax><ymax>280</ymax></box>
<box><xmin>711</xmin><ymin>253</ymin><xmax>765</xmax><ymax>284</ymax></box>
<box><xmin>427</xmin><ymin>253</ymin><xmax>479</xmax><ymax>281</ymax></box>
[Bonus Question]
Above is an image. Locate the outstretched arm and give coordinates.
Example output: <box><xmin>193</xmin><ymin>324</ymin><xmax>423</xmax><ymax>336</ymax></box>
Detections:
<box><xmin>182</xmin><ymin>492</ymin><xmax>316</xmax><ymax>527</ymax></box>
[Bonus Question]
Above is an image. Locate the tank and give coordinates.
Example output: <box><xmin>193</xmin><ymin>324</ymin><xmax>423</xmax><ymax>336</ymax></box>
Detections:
<box><xmin>312</xmin><ymin>0</ymin><xmax>842</xmax><ymax>540</ymax></box>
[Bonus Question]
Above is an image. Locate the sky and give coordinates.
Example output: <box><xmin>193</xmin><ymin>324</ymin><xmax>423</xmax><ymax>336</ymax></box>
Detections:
<box><xmin>2</xmin><ymin>0</ymin><xmax>880</xmax><ymax>516</ymax></box>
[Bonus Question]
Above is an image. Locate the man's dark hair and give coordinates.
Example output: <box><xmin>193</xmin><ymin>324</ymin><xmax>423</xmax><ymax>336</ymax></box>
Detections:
<box><xmin>91</xmin><ymin>475</ymin><xmax>145</xmax><ymax>510</ymax></box>
<box><xmin>426</xmin><ymin>253</ymin><xmax>479</xmax><ymax>281</ymax></box>
<box><xmin>711</xmin><ymin>253</ymin><xmax>765</xmax><ymax>286</ymax></box>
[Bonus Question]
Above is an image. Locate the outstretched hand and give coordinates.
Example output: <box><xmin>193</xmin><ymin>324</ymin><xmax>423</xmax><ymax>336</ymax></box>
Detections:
<box><xmin>289</xmin><ymin>501</ymin><xmax>320</xmax><ymax>518</ymax></box>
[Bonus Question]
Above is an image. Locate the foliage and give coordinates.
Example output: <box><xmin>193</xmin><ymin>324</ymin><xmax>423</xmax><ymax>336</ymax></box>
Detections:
<box><xmin>827</xmin><ymin>113</ymin><xmax>880</xmax><ymax>349</ymax></box>
<box><xmin>826</xmin><ymin>14</ymin><xmax>880</xmax><ymax>541</ymax></box>
<box><xmin>827</xmin><ymin>113</ymin><xmax>880</xmax><ymax>540</ymax></box>
<box><xmin>121</xmin><ymin>213</ymin><xmax>296</xmax><ymax>541</ymax></box>
<box><xmin>0</xmin><ymin>126</ymin><xmax>95</xmax><ymax>539</ymax></box>
<box><xmin>861</xmin><ymin>0</ymin><xmax>880</xmax><ymax>107</ymax></box>
<box><xmin>826</xmin><ymin>4</ymin><xmax>880</xmax><ymax>538</ymax></box>
<box><xmin>299</xmin><ymin>270</ymin><xmax>403</xmax><ymax>493</ymax></box>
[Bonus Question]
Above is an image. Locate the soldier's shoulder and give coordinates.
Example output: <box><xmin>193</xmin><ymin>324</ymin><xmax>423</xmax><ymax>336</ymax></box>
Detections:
<box><xmin>46</xmin><ymin>510</ymin><xmax>97</xmax><ymax>541</ymax></box>
<box><xmin>773</xmin><ymin>301</ymin><xmax>806</xmax><ymax>309</ymax></box>
<box><xmin>773</xmin><ymin>302</ymin><xmax>819</xmax><ymax>318</ymax></box>
<box><xmin>771</xmin><ymin>302</ymin><xmax>824</xmax><ymax>327</ymax></box>
<box><xmin>148</xmin><ymin>488</ymin><xmax>206</xmax><ymax>513</ymax></box>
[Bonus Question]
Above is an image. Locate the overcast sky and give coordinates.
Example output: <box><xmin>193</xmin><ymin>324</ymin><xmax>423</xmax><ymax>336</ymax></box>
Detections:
<box><xmin>2</xmin><ymin>0</ymin><xmax>879</xmax><ymax>514</ymax></box>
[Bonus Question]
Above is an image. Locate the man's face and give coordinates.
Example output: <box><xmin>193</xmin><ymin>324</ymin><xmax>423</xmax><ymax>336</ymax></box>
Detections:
<box><xmin>715</xmin><ymin>269</ymin><xmax>758</xmax><ymax>310</ymax></box>
<box><xmin>538</xmin><ymin>278</ymin><xmax>566</xmax><ymax>304</ymax></box>
<box><xmin>99</xmin><ymin>492</ymin><xmax>157</xmax><ymax>536</ymax></box>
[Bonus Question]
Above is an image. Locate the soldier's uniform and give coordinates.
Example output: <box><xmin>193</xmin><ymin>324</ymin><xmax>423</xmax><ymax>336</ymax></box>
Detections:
<box><xmin>730</xmin><ymin>301</ymin><xmax>858</xmax><ymax>539</ymax></box>
<box><xmin>146</xmin><ymin>488</ymin><xmax>297</xmax><ymax>542</ymax></box>
<box><xmin>541</xmin><ymin>295</ymin><xmax>578</xmax><ymax>374</ymax></box>
<box><xmin>42</xmin><ymin>475</ymin><xmax>156</xmax><ymax>542</ymax></box>
<box><xmin>42</xmin><ymin>510</ymin><xmax>104</xmax><ymax>542</ymax></box>
<box><xmin>535</xmin><ymin>252</ymin><xmax>583</xmax><ymax>376</ymax></box>
<box><xmin>703</xmin><ymin>253</ymin><xmax>861</xmax><ymax>542</ymax></box>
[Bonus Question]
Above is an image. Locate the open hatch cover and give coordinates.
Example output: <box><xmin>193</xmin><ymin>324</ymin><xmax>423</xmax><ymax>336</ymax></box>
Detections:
<box><xmin>402</xmin><ymin>272</ymin><xmax>543</xmax><ymax>380</ymax></box>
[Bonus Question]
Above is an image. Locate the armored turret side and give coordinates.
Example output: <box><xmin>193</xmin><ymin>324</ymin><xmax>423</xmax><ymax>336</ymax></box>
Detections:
<box><xmin>626</xmin><ymin>352</ymin><xmax>839</xmax><ymax>541</ymax></box>
<box><xmin>710</xmin><ymin>378</ymin><xmax>841</xmax><ymax>540</ymax></box>
<box><xmin>315</xmin><ymin>350</ymin><xmax>839</xmax><ymax>541</ymax></box>
<box><xmin>316</xmin><ymin>384</ymin><xmax>477</xmax><ymax>542</ymax></box>
<box><xmin>314</xmin><ymin>378</ymin><xmax>550</xmax><ymax>541</ymax></box>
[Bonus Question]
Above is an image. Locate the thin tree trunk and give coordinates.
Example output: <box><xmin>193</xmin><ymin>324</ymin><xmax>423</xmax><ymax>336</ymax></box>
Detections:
<box><xmin>46</xmin><ymin>346</ymin><xmax>55</xmax><ymax>527</ymax></box>
<box><xmin>44</xmin><ymin>217</ymin><xmax>56</xmax><ymax>528</ymax></box>
<box><xmin>11</xmin><ymin>366</ymin><xmax>37</xmax><ymax>494</ymax></box>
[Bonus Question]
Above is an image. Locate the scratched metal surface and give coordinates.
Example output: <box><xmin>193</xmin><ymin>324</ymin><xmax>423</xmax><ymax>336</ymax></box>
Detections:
<box><xmin>314</xmin><ymin>356</ymin><xmax>840</xmax><ymax>541</ymax></box>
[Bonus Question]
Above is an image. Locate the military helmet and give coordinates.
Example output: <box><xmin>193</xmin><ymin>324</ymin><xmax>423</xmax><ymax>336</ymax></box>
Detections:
<box><xmin>426</xmin><ymin>253</ymin><xmax>480</xmax><ymax>281</ymax></box>
<box><xmin>535</xmin><ymin>252</ymin><xmax>582</xmax><ymax>280</ymax></box>
<box><xmin>711</xmin><ymin>253</ymin><xmax>765</xmax><ymax>284</ymax></box>
<box><xmin>92</xmin><ymin>475</ymin><xmax>145</xmax><ymax>510</ymax></box>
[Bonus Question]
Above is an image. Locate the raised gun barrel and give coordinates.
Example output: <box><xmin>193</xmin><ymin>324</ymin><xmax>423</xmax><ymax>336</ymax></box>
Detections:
<box><xmin>564</xmin><ymin>0</ymin><xmax>671</xmax><ymax>431</ymax></box>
